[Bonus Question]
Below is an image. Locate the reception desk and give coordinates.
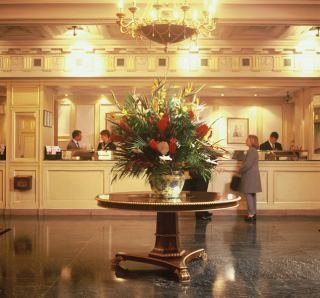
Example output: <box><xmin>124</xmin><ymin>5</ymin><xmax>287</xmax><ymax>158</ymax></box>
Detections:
<box><xmin>2</xmin><ymin>160</ymin><xmax>320</xmax><ymax>214</ymax></box>
<box><xmin>211</xmin><ymin>160</ymin><xmax>320</xmax><ymax>212</ymax></box>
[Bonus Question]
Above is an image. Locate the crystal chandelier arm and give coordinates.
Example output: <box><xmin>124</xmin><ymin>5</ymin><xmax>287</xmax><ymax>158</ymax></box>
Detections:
<box><xmin>116</xmin><ymin>5</ymin><xmax>139</xmax><ymax>36</ymax></box>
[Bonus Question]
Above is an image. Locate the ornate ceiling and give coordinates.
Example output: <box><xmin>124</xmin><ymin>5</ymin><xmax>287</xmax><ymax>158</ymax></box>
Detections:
<box><xmin>1</xmin><ymin>0</ymin><xmax>320</xmax><ymax>98</ymax></box>
<box><xmin>0</xmin><ymin>0</ymin><xmax>319</xmax><ymax>53</ymax></box>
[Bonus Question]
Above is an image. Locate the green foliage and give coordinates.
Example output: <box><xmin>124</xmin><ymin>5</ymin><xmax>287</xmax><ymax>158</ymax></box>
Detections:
<box><xmin>109</xmin><ymin>80</ymin><xmax>225</xmax><ymax>182</ymax></box>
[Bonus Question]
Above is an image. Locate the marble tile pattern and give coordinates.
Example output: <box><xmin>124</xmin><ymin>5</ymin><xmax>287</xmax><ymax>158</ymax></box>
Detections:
<box><xmin>0</xmin><ymin>215</ymin><xmax>319</xmax><ymax>297</ymax></box>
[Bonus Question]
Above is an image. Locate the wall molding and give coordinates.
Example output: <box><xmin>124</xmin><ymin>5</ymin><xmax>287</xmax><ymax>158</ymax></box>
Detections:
<box><xmin>0</xmin><ymin>52</ymin><xmax>319</xmax><ymax>78</ymax></box>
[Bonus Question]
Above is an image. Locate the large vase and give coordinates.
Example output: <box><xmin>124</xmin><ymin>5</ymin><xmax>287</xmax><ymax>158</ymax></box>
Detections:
<box><xmin>149</xmin><ymin>171</ymin><xmax>185</xmax><ymax>199</ymax></box>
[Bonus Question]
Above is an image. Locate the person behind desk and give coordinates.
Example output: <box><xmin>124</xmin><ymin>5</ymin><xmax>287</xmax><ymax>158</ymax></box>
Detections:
<box><xmin>259</xmin><ymin>131</ymin><xmax>283</xmax><ymax>151</ymax></box>
<box><xmin>97</xmin><ymin>129</ymin><xmax>116</xmax><ymax>151</ymax></box>
<box><xmin>66</xmin><ymin>130</ymin><xmax>82</xmax><ymax>150</ymax></box>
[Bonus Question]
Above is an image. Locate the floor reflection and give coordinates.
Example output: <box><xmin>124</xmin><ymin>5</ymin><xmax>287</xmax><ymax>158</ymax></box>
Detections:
<box><xmin>0</xmin><ymin>215</ymin><xmax>319</xmax><ymax>297</ymax></box>
<box><xmin>228</xmin><ymin>222</ymin><xmax>260</xmax><ymax>297</ymax></box>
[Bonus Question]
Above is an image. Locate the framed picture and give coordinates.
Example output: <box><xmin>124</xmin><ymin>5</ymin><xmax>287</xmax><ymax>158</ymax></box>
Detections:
<box><xmin>227</xmin><ymin>118</ymin><xmax>248</xmax><ymax>144</ymax></box>
<box><xmin>43</xmin><ymin>110</ymin><xmax>53</xmax><ymax>127</ymax></box>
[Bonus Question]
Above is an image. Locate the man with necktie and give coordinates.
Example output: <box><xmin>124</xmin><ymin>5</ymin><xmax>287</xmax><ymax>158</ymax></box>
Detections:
<box><xmin>259</xmin><ymin>131</ymin><xmax>283</xmax><ymax>151</ymax></box>
<box><xmin>66</xmin><ymin>130</ymin><xmax>82</xmax><ymax>150</ymax></box>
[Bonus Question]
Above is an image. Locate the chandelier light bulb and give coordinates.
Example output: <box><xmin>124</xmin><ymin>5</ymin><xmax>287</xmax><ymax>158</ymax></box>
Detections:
<box><xmin>192</xmin><ymin>10</ymin><xmax>198</xmax><ymax>22</ymax></box>
<box><xmin>172</xmin><ymin>9</ymin><xmax>179</xmax><ymax>20</ymax></box>
<box><xmin>118</xmin><ymin>0</ymin><xmax>124</xmax><ymax>11</ymax></box>
<box><xmin>149</xmin><ymin>9</ymin><xmax>157</xmax><ymax>20</ymax></box>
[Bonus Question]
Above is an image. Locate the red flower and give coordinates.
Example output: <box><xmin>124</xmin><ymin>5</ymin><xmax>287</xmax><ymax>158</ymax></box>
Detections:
<box><xmin>158</xmin><ymin>113</ymin><xmax>169</xmax><ymax>135</ymax></box>
<box><xmin>169</xmin><ymin>137</ymin><xmax>177</xmax><ymax>154</ymax></box>
<box><xmin>119</xmin><ymin>120</ymin><xmax>131</xmax><ymax>133</ymax></box>
<box><xmin>188</xmin><ymin>110</ymin><xmax>195</xmax><ymax>120</ymax></box>
<box><xmin>196</xmin><ymin>124</ymin><xmax>209</xmax><ymax>138</ymax></box>
<box><xmin>149</xmin><ymin>139</ymin><xmax>159</xmax><ymax>150</ymax></box>
<box><xmin>110</xmin><ymin>134</ymin><xmax>123</xmax><ymax>142</ymax></box>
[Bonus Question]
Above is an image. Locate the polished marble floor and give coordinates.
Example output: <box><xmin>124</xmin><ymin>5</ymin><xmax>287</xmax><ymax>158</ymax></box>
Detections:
<box><xmin>0</xmin><ymin>215</ymin><xmax>319</xmax><ymax>298</ymax></box>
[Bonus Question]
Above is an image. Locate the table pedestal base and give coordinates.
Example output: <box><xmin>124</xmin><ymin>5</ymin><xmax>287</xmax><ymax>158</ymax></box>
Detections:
<box><xmin>113</xmin><ymin>249</ymin><xmax>207</xmax><ymax>282</ymax></box>
<box><xmin>111</xmin><ymin>212</ymin><xmax>208</xmax><ymax>282</ymax></box>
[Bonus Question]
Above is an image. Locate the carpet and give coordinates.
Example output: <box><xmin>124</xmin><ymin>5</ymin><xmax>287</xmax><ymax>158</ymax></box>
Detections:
<box><xmin>0</xmin><ymin>228</ymin><xmax>11</xmax><ymax>236</ymax></box>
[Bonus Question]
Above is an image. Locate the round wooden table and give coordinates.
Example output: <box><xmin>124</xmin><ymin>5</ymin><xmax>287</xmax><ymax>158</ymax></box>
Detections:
<box><xmin>96</xmin><ymin>191</ymin><xmax>241</xmax><ymax>282</ymax></box>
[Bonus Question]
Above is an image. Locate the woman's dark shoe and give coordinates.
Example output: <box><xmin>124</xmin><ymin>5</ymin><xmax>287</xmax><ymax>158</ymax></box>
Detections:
<box><xmin>244</xmin><ymin>215</ymin><xmax>256</xmax><ymax>222</ymax></box>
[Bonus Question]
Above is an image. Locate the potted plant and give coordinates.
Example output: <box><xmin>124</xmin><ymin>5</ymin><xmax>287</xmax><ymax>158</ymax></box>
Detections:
<box><xmin>109</xmin><ymin>79</ymin><xmax>225</xmax><ymax>198</ymax></box>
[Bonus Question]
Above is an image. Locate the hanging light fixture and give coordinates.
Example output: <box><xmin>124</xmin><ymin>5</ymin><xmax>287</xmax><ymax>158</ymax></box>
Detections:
<box><xmin>310</xmin><ymin>26</ymin><xmax>320</xmax><ymax>37</ymax></box>
<box><xmin>116</xmin><ymin>1</ymin><xmax>218</xmax><ymax>50</ymax></box>
<box><xmin>284</xmin><ymin>91</ymin><xmax>293</xmax><ymax>104</ymax></box>
<box><xmin>67</xmin><ymin>25</ymin><xmax>84</xmax><ymax>37</ymax></box>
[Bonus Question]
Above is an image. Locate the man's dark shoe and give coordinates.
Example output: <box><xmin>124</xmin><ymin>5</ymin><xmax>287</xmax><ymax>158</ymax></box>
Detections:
<box><xmin>196</xmin><ymin>212</ymin><xmax>212</xmax><ymax>221</ymax></box>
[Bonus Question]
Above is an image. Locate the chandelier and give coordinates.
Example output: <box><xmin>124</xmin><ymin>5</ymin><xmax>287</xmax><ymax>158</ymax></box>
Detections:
<box><xmin>116</xmin><ymin>1</ymin><xmax>218</xmax><ymax>50</ymax></box>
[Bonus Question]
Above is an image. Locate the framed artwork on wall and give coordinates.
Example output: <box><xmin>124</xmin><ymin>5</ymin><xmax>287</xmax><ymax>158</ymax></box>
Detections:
<box><xmin>227</xmin><ymin>117</ymin><xmax>249</xmax><ymax>144</ymax></box>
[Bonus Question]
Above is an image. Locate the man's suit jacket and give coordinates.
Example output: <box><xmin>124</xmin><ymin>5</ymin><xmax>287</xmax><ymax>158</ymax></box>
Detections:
<box><xmin>259</xmin><ymin>141</ymin><xmax>282</xmax><ymax>151</ymax></box>
<box><xmin>97</xmin><ymin>142</ymin><xmax>116</xmax><ymax>151</ymax></box>
<box><xmin>66</xmin><ymin>140</ymin><xmax>80</xmax><ymax>150</ymax></box>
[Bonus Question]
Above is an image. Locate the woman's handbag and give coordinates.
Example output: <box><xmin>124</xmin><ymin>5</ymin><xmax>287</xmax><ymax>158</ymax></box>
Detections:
<box><xmin>230</xmin><ymin>175</ymin><xmax>241</xmax><ymax>191</ymax></box>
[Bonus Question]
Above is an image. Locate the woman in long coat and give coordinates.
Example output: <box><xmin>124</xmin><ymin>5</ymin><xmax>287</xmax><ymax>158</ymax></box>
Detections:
<box><xmin>240</xmin><ymin>134</ymin><xmax>262</xmax><ymax>221</ymax></box>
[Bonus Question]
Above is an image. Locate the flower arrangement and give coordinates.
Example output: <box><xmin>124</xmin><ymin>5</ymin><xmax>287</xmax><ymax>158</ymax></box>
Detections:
<box><xmin>109</xmin><ymin>79</ymin><xmax>225</xmax><ymax>183</ymax></box>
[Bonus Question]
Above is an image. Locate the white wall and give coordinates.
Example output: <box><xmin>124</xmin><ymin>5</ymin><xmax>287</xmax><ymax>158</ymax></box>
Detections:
<box><xmin>261</xmin><ymin>105</ymin><xmax>283</xmax><ymax>143</ymax></box>
<box><xmin>204</xmin><ymin>104</ymin><xmax>283</xmax><ymax>150</ymax></box>
<box><xmin>76</xmin><ymin>104</ymin><xmax>95</xmax><ymax>149</ymax></box>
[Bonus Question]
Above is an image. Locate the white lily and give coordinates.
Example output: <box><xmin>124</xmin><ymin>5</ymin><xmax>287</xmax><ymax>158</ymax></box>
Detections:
<box><xmin>159</xmin><ymin>155</ymin><xmax>172</xmax><ymax>161</ymax></box>
<box><xmin>206</xmin><ymin>158</ymin><xmax>219</xmax><ymax>165</ymax></box>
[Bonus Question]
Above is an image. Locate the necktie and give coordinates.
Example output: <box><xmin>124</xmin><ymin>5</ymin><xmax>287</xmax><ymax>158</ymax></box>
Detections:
<box><xmin>76</xmin><ymin>142</ymin><xmax>79</xmax><ymax>148</ymax></box>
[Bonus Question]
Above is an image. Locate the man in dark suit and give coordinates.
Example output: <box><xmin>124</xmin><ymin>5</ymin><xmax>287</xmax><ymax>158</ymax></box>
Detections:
<box><xmin>66</xmin><ymin>130</ymin><xmax>82</xmax><ymax>150</ymax></box>
<box><xmin>259</xmin><ymin>131</ymin><xmax>283</xmax><ymax>151</ymax></box>
<box><xmin>97</xmin><ymin>129</ymin><xmax>116</xmax><ymax>151</ymax></box>
<box><xmin>183</xmin><ymin>173</ymin><xmax>212</xmax><ymax>221</ymax></box>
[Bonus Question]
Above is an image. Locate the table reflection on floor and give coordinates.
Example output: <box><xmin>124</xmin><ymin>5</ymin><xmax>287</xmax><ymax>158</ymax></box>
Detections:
<box><xmin>0</xmin><ymin>215</ymin><xmax>319</xmax><ymax>297</ymax></box>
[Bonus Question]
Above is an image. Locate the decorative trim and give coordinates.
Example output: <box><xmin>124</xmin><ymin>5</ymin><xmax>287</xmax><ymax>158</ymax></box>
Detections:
<box><xmin>0</xmin><ymin>52</ymin><xmax>319</xmax><ymax>76</ymax></box>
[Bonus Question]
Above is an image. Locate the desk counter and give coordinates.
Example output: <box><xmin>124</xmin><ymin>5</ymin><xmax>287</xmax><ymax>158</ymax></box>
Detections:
<box><xmin>40</xmin><ymin>160</ymin><xmax>320</xmax><ymax>212</ymax></box>
<box><xmin>3</xmin><ymin>160</ymin><xmax>320</xmax><ymax>213</ymax></box>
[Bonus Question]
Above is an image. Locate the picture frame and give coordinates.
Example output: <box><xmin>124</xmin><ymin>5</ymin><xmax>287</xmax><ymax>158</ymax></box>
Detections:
<box><xmin>227</xmin><ymin>117</ymin><xmax>249</xmax><ymax>144</ymax></box>
<box><xmin>43</xmin><ymin>110</ymin><xmax>53</xmax><ymax>128</ymax></box>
